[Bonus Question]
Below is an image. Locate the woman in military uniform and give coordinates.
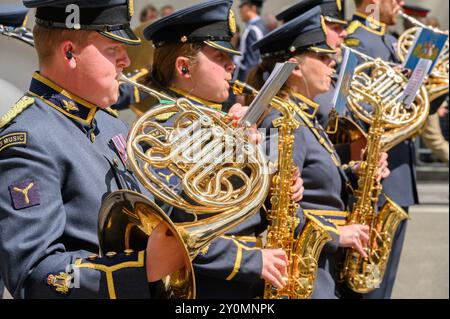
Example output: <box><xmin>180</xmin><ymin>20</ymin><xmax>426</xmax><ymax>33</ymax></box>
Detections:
<box><xmin>142</xmin><ymin>0</ymin><xmax>307</xmax><ymax>298</ymax></box>
<box><xmin>248</xmin><ymin>6</ymin><xmax>390</xmax><ymax>298</ymax></box>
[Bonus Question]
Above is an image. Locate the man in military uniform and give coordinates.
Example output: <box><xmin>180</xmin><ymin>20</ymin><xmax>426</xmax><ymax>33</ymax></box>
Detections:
<box><xmin>234</xmin><ymin>0</ymin><xmax>268</xmax><ymax>83</ymax></box>
<box><xmin>0</xmin><ymin>0</ymin><xmax>185</xmax><ymax>299</ymax></box>
<box><xmin>0</xmin><ymin>3</ymin><xmax>32</xmax><ymax>299</ymax></box>
<box><xmin>344</xmin><ymin>0</ymin><xmax>411</xmax><ymax>299</ymax></box>
<box><xmin>276</xmin><ymin>0</ymin><xmax>348</xmax><ymax>129</ymax></box>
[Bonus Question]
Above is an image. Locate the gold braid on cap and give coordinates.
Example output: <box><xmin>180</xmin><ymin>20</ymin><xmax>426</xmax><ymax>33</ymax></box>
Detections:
<box><xmin>128</xmin><ymin>0</ymin><xmax>134</xmax><ymax>18</ymax></box>
<box><xmin>336</xmin><ymin>0</ymin><xmax>342</xmax><ymax>12</ymax></box>
<box><xmin>229</xmin><ymin>10</ymin><xmax>237</xmax><ymax>34</ymax></box>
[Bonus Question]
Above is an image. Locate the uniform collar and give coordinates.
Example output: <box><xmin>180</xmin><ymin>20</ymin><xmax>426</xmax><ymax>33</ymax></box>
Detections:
<box><xmin>353</xmin><ymin>11</ymin><xmax>386</xmax><ymax>35</ymax></box>
<box><xmin>291</xmin><ymin>93</ymin><xmax>319</xmax><ymax>119</ymax></box>
<box><xmin>169</xmin><ymin>86</ymin><xmax>223</xmax><ymax>111</ymax></box>
<box><xmin>28</xmin><ymin>72</ymin><xmax>98</xmax><ymax>125</ymax></box>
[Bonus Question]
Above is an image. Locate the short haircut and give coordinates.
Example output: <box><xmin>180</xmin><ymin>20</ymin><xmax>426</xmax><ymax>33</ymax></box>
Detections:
<box><xmin>32</xmin><ymin>24</ymin><xmax>91</xmax><ymax>65</ymax></box>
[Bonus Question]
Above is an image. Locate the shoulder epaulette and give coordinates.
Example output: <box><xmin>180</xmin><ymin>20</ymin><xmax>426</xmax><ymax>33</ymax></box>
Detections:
<box><xmin>0</xmin><ymin>96</ymin><xmax>35</xmax><ymax>129</ymax></box>
<box><xmin>102</xmin><ymin>107</ymin><xmax>119</xmax><ymax>118</ymax></box>
<box><xmin>303</xmin><ymin>210</ymin><xmax>340</xmax><ymax>237</ymax></box>
<box><xmin>346</xmin><ymin>20</ymin><xmax>362</xmax><ymax>36</ymax></box>
<box><xmin>344</xmin><ymin>37</ymin><xmax>361</xmax><ymax>47</ymax></box>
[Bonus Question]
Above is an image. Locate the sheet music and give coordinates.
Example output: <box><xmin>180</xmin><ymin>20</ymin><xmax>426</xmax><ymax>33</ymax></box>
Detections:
<box><xmin>239</xmin><ymin>61</ymin><xmax>297</xmax><ymax>127</ymax></box>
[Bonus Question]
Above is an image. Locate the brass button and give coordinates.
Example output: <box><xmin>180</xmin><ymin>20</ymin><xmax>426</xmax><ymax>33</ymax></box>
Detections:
<box><xmin>87</xmin><ymin>254</ymin><xmax>98</xmax><ymax>261</ymax></box>
<box><xmin>106</xmin><ymin>251</ymin><xmax>117</xmax><ymax>258</ymax></box>
<box><xmin>90</xmin><ymin>132</ymin><xmax>96</xmax><ymax>143</ymax></box>
<box><xmin>113</xmin><ymin>158</ymin><xmax>120</xmax><ymax>167</ymax></box>
<box><xmin>124</xmin><ymin>249</ymin><xmax>134</xmax><ymax>256</ymax></box>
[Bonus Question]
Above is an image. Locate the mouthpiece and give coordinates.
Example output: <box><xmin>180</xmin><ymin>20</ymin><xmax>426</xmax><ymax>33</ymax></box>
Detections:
<box><xmin>228</xmin><ymin>80</ymin><xmax>258</xmax><ymax>96</ymax></box>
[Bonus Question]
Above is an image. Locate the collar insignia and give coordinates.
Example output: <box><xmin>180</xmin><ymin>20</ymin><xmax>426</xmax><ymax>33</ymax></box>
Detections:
<box><xmin>62</xmin><ymin>100</ymin><xmax>79</xmax><ymax>112</ymax></box>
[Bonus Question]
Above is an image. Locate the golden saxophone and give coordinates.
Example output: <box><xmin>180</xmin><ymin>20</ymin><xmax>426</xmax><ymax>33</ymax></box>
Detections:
<box><xmin>339</xmin><ymin>58</ymin><xmax>428</xmax><ymax>293</ymax></box>
<box><xmin>232</xmin><ymin>81</ymin><xmax>333</xmax><ymax>299</ymax></box>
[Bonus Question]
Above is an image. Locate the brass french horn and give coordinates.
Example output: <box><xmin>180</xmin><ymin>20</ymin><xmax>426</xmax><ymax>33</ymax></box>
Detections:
<box><xmin>397</xmin><ymin>10</ymin><xmax>449</xmax><ymax>102</ymax></box>
<box><xmin>337</xmin><ymin>46</ymin><xmax>430</xmax><ymax>151</ymax></box>
<box><xmin>348</xmin><ymin>58</ymin><xmax>430</xmax><ymax>151</ymax></box>
<box><xmin>98</xmin><ymin>75</ymin><xmax>270</xmax><ymax>298</ymax></box>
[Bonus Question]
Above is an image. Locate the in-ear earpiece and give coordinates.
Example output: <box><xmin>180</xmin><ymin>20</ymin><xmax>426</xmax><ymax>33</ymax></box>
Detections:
<box><xmin>66</xmin><ymin>51</ymin><xmax>73</xmax><ymax>60</ymax></box>
<box><xmin>181</xmin><ymin>66</ymin><xmax>189</xmax><ymax>74</ymax></box>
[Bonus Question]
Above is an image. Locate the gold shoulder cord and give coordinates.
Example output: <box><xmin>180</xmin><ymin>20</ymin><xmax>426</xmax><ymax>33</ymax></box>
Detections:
<box><xmin>290</xmin><ymin>101</ymin><xmax>341</xmax><ymax>166</ymax></box>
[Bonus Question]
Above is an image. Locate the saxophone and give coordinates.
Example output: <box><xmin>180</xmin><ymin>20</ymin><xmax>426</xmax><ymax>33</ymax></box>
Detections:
<box><xmin>339</xmin><ymin>63</ymin><xmax>415</xmax><ymax>293</ymax></box>
<box><xmin>231</xmin><ymin>81</ymin><xmax>333</xmax><ymax>299</ymax></box>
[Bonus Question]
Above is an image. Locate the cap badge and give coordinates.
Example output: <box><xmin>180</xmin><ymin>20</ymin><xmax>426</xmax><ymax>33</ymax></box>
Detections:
<box><xmin>62</xmin><ymin>100</ymin><xmax>79</xmax><ymax>112</ymax></box>
<box><xmin>229</xmin><ymin>10</ymin><xmax>237</xmax><ymax>34</ymax></box>
<box><xmin>128</xmin><ymin>0</ymin><xmax>134</xmax><ymax>19</ymax></box>
<box><xmin>336</xmin><ymin>0</ymin><xmax>342</xmax><ymax>12</ymax></box>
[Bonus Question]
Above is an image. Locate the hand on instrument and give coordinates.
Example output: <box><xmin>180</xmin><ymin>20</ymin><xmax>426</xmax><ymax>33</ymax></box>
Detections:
<box><xmin>291</xmin><ymin>167</ymin><xmax>304</xmax><ymax>202</ymax></box>
<box><xmin>338</xmin><ymin>224</ymin><xmax>370</xmax><ymax>258</ymax></box>
<box><xmin>146</xmin><ymin>223</ymin><xmax>186</xmax><ymax>282</ymax></box>
<box><xmin>228</xmin><ymin>103</ymin><xmax>262</xmax><ymax>144</ymax></box>
<box><xmin>228</xmin><ymin>103</ymin><xmax>248</xmax><ymax>121</ymax></box>
<box><xmin>376</xmin><ymin>152</ymin><xmax>390</xmax><ymax>182</ymax></box>
<box><xmin>437</xmin><ymin>104</ymin><xmax>448</xmax><ymax>118</ymax></box>
<box><xmin>352</xmin><ymin>152</ymin><xmax>390</xmax><ymax>182</ymax></box>
<box><xmin>260</xmin><ymin>249</ymin><xmax>289</xmax><ymax>289</ymax></box>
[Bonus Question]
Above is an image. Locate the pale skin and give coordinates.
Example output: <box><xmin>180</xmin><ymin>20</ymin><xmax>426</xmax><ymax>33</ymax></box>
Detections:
<box><xmin>285</xmin><ymin>52</ymin><xmax>389</xmax><ymax>257</ymax></box>
<box><xmin>356</xmin><ymin>0</ymin><xmax>404</xmax><ymax>26</ymax></box>
<box><xmin>171</xmin><ymin>44</ymin><xmax>305</xmax><ymax>289</ymax></box>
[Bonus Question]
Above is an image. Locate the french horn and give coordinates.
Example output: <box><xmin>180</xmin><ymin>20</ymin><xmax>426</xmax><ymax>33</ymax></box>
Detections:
<box><xmin>98</xmin><ymin>75</ymin><xmax>270</xmax><ymax>298</ymax></box>
<box><xmin>338</xmin><ymin>46</ymin><xmax>430</xmax><ymax>151</ymax></box>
